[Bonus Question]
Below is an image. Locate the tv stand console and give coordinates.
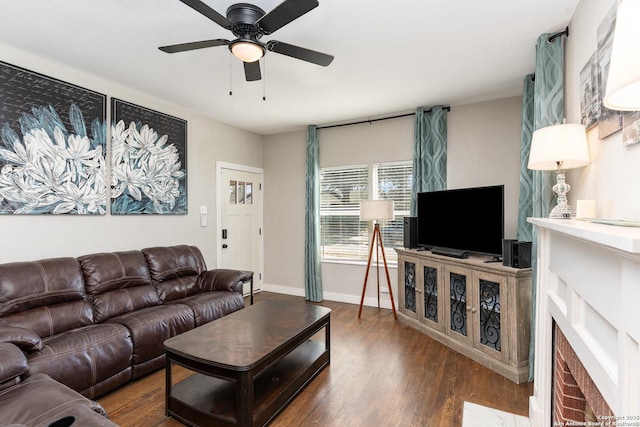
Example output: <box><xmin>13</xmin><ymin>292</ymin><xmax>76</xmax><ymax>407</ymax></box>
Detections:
<box><xmin>396</xmin><ymin>248</ymin><xmax>531</xmax><ymax>383</ymax></box>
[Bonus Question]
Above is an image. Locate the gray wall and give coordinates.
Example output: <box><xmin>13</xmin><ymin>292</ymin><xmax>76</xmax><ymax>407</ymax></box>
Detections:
<box><xmin>566</xmin><ymin>0</ymin><xmax>640</xmax><ymax>220</ymax></box>
<box><xmin>0</xmin><ymin>44</ymin><xmax>264</xmax><ymax>267</ymax></box>
<box><xmin>263</xmin><ymin>96</ymin><xmax>523</xmax><ymax>305</ymax></box>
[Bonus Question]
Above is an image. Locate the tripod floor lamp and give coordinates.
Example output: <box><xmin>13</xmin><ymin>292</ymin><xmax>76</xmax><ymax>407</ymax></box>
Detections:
<box><xmin>358</xmin><ymin>199</ymin><xmax>397</xmax><ymax>319</ymax></box>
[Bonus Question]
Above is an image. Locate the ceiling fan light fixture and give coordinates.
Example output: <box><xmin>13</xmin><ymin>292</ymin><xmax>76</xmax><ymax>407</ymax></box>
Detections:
<box><xmin>230</xmin><ymin>40</ymin><xmax>265</xmax><ymax>63</ymax></box>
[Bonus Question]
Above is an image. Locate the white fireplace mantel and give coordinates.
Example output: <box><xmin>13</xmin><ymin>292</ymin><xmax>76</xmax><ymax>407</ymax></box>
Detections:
<box><xmin>528</xmin><ymin>218</ymin><xmax>640</xmax><ymax>426</ymax></box>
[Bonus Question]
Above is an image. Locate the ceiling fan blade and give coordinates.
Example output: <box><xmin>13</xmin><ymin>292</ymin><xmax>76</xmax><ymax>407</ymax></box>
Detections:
<box><xmin>257</xmin><ymin>0</ymin><xmax>319</xmax><ymax>34</ymax></box>
<box><xmin>159</xmin><ymin>39</ymin><xmax>229</xmax><ymax>53</ymax></box>
<box><xmin>179</xmin><ymin>0</ymin><xmax>232</xmax><ymax>29</ymax></box>
<box><xmin>244</xmin><ymin>61</ymin><xmax>262</xmax><ymax>81</ymax></box>
<box><xmin>267</xmin><ymin>41</ymin><xmax>334</xmax><ymax>66</ymax></box>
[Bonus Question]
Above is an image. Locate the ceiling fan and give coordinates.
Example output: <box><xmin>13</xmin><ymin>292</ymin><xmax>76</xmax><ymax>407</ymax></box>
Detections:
<box><xmin>159</xmin><ymin>0</ymin><xmax>334</xmax><ymax>82</ymax></box>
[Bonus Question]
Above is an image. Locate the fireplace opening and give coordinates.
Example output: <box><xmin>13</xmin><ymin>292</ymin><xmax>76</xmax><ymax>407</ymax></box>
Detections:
<box><xmin>552</xmin><ymin>323</ymin><xmax>614</xmax><ymax>425</ymax></box>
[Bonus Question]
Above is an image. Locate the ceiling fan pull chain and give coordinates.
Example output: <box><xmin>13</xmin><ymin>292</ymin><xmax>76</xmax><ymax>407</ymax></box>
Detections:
<box><xmin>263</xmin><ymin>56</ymin><xmax>267</xmax><ymax>101</ymax></box>
<box><xmin>229</xmin><ymin>51</ymin><xmax>233</xmax><ymax>96</ymax></box>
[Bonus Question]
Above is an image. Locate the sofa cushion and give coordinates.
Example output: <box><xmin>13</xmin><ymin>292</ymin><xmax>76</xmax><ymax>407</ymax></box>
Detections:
<box><xmin>79</xmin><ymin>250</ymin><xmax>161</xmax><ymax>322</ymax></box>
<box><xmin>143</xmin><ymin>246</ymin><xmax>206</xmax><ymax>301</ymax></box>
<box><xmin>200</xmin><ymin>269</ymin><xmax>248</xmax><ymax>292</ymax></box>
<box><xmin>0</xmin><ymin>373</ymin><xmax>116</xmax><ymax>426</ymax></box>
<box><xmin>0</xmin><ymin>325</ymin><xmax>42</xmax><ymax>352</ymax></box>
<box><xmin>107</xmin><ymin>303</ymin><xmax>194</xmax><ymax>378</ymax></box>
<box><xmin>27</xmin><ymin>323</ymin><xmax>133</xmax><ymax>398</ymax></box>
<box><xmin>170</xmin><ymin>291</ymin><xmax>245</xmax><ymax>326</ymax></box>
<box><xmin>0</xmin><ymin>258</ymin><xmax>94</xmax><ymax>338</ymax></box>
<box><xmin>0</xmin><ymin>343</ymin><xmax>28</xmax><ymax>387</ymax></box>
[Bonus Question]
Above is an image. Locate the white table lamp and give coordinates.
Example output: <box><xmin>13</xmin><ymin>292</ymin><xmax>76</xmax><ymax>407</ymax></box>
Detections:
<box><xmin>604</xmin><ymin>0</ymin><xmax>640</xmax><ymax>111</ymax></box>
<box><xmin>358</xmin><ymin>199</ymin><xmax>397</xmax><ymax>319</ymax></box>
<box><xmin>528</xmin><ymin>123</ymin><xmax>590</xmax><ymax>219</ymax></box>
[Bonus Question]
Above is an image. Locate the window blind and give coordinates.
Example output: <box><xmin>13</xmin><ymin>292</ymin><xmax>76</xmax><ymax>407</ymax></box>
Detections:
<box><xmin>320</xmin><ymin>165</ymin><xmax>369</xmax><ymax>261</ymax></box>
<box><xmin>319</xmin><ymin>161</ymin><xmax>413</xmax><ymax>264</ymax></box>
<box><xmin>375</xmin><ymin>161</ymin><xmax>413</xmax><ymax>264</ymax></box>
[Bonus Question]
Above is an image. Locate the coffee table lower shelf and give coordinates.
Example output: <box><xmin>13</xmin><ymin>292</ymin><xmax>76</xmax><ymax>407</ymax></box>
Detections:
<box><xmin>168</xmin><ymin>340</ymin><xmax>328</xmax><ymax>427</ymax></box>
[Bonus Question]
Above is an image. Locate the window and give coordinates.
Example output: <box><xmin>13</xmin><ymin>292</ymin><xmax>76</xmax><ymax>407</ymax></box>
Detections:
<box><xmin>320</xmin><ymin>161</ymin><xmax>413</xmax><ymax>265</ymax></box>
<box><xmin>320</xmin><ymin>165</ymin><xmax>368</xmax><ymax>261</ymax></box>
<box><xmin>375</xmin><ymin>161</ymin><xmax>413</xmax><ymax>264</ymax></box>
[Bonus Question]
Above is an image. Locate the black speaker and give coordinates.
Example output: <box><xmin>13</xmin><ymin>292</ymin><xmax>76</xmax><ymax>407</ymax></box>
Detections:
<box><xmin>512</xmin><ymin>241</ymin><xmax>532</xmax><ymax>269</ymax></box>
<box><xmin>503</xmin><ymin>240</ymin><xmax>532</xmax><ymax>268</ymax></box>
<box><xmin>502</xmin><ymin>239</ymin><xmax>517</xmax><ymax>267</ymax></box>
<box><xmin>403</xmin><ymin>217</ymin><xmax>418</xmax><ymax>249</ymax></box>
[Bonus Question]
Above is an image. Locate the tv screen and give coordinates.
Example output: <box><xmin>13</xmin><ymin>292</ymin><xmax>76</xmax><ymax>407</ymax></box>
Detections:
<box><xmin>417</xmin><ymin>185</ymin><xmax>504</xmax><ymax>258</ymax></box>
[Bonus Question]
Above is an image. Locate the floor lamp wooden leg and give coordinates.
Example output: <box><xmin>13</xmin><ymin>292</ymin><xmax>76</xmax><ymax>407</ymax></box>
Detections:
<box><xmin>358</xmin><ymin>226</ymin><xmax>377</xmax><ymax>318</ymax></box>
<box><xmin>376</xmin><ymin>226</ymin><xmax>397</xmax><ymax>320</ymax></box>
<box><xmin>359</xmin><ymin>223</ymin><xmax>397</xmax><ymax>320</ymax></box>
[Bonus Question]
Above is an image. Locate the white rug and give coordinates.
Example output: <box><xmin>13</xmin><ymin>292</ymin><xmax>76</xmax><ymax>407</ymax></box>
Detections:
<box><xmin>462</xmin><ymin>402</ymin><xmax>530</xmax><ymax>427</ymax></box>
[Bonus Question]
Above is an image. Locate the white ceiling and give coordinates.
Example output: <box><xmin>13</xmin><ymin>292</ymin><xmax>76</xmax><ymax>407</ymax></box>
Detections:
<box><xmin>0</xmin><ymin>0</ymin><xmax>579</xmax><ymax>135</ymax></box>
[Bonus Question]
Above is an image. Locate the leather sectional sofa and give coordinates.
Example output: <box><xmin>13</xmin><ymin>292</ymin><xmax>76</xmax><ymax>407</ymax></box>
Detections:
<box><xmin>0</xmin><ymin>245</ymin><xmax>249</xmax><ymax>426</ymax></box>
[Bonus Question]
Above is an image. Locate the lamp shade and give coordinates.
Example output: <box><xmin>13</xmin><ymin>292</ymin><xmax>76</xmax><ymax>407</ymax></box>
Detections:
<box><xmin>528</xmin><ymin>124</ymin><xmax>590</xmax><ymax>171</ymax></box>
<box><xmin>360</xmin><ymin>199</ymin><xmax>394</xmax><ymax>221</ymax></box>
<box><xmin>603</xmin><ymin>0</ymin><xmax>640</xmax><ymax>111</ymax></box>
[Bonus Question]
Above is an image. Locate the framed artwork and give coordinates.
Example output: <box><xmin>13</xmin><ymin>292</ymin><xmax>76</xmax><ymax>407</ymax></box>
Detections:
<box><xmin>623</xmin><ymin>111</ymin><xmax>640</xmax><ymax>146</ymax></box>
<box><xmin>597</xmin><ymin>2</ymin><xmax>623</xmax><ymax>139</ymax></box>
<box><xmin>580</xmin><ymin>53</ymin><xmax>599</xmax><ymax>130</ymax></box>
<box><xmin>0</xmin><ymin>61</ymin><xmax>107</xmax><ymax>214</ymax></box>
<box><xmin>111</xmin><ymin>98</ymin><xmax>187</xmax><ymax>214</ymax></box>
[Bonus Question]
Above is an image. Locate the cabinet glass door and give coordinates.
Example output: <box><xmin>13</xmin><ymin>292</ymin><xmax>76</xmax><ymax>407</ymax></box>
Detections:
<box><xmin>404</xmin><ymin>261</ymin><xmax>417</xmax><ymax>313</ymax></box>
<box><xmin>478</xmin><ymin>279</ymin><xmax>501</xmax><ymax>352</ymax></box>
<box><xmin>473</xmin><ymin>271</ymin><xmax>508</xmax><ymax>362</ymax></box>
<box><xmin>449</xmin><ymin>271</ymin><xmax>467</xmax><ymax>337</ymax></box>
<box><xmin>423</xmin><ymin>265</ymin><xmax>438</xmax><ymax>323</ymax></box>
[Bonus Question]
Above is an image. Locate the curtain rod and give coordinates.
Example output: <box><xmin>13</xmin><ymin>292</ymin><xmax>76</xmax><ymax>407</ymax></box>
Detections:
<box><xmin>548</xmin><ymin>26</ymin><xmax>569</xmax><ymax>42</ymax></box>
<box><xmin>530</xmin><ymin>27</ymin><xmax>569</xmax><ymax>82</ymax></box>
<box><xmin>317</xmin><ymin>106</ymin><xmax>451</xmax><ymax>130</ymax></box>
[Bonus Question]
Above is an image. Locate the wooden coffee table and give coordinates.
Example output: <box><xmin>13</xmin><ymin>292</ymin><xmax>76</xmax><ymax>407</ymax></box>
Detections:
<box><xmin>164</xmin><ymin>300</ymin><xmax>331</xmax><ymax>427</ymax></box>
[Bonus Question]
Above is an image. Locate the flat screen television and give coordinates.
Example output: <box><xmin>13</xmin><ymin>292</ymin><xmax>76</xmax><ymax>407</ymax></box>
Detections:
<box><xmin>417</xmin><ymin>185</ymin><xmax>504</xmax><ymax>258</ymax></box>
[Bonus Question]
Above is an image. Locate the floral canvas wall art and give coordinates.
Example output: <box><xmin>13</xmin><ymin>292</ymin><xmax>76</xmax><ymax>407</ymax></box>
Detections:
<box><xmin>111</xmin><ymin>99</ymin><xmax>187</xmax><ymax>214</ymax></box>
<box><xmin>0</xmin><ymin>61</ymin><xmax>107</xmax><ymax>214</ymax></box>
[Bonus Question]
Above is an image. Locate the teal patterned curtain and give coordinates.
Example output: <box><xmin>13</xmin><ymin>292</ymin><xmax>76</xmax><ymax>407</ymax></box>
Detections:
<box><xmin>524</xmin><ymin>32</ymin><xmax>566</xmax><ymax>381</ymax></box>
<box><xmin>532</xmin><ymin>33</ymin><xmax>565</xmax><ymax>219</ymax></box>
<box><xmin>304</xmin><ymin>125</ymin><xmax>323</xmax><ymax>302</ymax></box>
<box><xmin>410</xmin><ymin>106</ymin><xmax>448</xmax><ymax>216</ymax></box>
<box><xmin>517</xmin><ymin>75</ymin><xmax>535</xmax><ymax>242</ymax></box>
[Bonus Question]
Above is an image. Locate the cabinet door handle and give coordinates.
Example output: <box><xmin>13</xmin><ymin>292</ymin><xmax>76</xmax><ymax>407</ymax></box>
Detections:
<box><xmin>416</xmin><ymin>288</ymin><xmax>422</xmax><ymax>293</ymax></box>
<box><xmin>466</xmin><ymin>306</ymin><xmax>471</xmax><ymax>311</ymax></box>
<box><xmin>471</xmin><ymin>308</ymin><xmax>477</xmax><ymax>313</ymax></box>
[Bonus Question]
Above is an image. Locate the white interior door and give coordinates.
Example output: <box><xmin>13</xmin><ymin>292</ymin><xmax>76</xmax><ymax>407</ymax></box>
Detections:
<box><xmin>218</xmin><ymin>164</ymin><xmax>263</xmax><ymax>296</ymax></box>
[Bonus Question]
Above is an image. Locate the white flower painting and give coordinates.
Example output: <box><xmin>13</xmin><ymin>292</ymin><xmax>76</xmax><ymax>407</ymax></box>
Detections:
<box><xmin>0</xmin><ymin>105</ymin><xmax>106</xmax><ymax>214</ymax></box>
<box><xmin>0</xmin><ymin>61</ymin><xmax>107</xmax><ymax>215</ymax></box>
<box><xmin>110</xmin><ymin>99</ymin><xmax>187</xmax><ymax>214</ymax></box>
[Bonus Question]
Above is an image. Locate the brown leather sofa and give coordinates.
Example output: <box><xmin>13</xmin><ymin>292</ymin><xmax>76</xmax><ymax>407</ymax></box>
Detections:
<box><xmin>0</xmin><ymin>341</ymin><xmax>117</xmax><ymax>426</ymax></box>
<box><xmin>0</xmin><ymin>245</ymin><xmax>248</xmax><ymax>426</ymax></box>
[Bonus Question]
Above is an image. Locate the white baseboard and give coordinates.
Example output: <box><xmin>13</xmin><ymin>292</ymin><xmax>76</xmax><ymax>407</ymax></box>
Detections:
<box><xmin>262</xmin><ymin>283</ymin><xmax>394</xmax><ymax>310</ymax></box>
<box><xmin>261</xmin><ymin>284</ymin><xmax>305</xmax><ymax>297</ymax></box>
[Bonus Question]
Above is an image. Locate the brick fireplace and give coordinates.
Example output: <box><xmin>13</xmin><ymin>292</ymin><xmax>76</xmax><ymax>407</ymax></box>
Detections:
<box><xmin>528</xmin><ymin>218</ymin><xmax>640</xmax><ymax>426</ymax></box>
<box><xmin>553</xmin><ymin>324</ymin><xmax>614</xmax><ymax>424</ymax></box>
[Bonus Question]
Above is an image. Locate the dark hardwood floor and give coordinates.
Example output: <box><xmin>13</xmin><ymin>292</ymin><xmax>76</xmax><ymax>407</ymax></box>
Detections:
<box><xmin>99</xmin><ymin>292</ymin><xmax>533</xmax><ymax>426</ymax></box>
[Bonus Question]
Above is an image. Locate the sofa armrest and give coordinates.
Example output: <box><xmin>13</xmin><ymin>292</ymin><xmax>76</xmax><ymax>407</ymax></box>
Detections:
<box><xmin>0</xmin><ymin>342</ymin><xmax>28</xmax><ymax>387</ymax></box>
<box><xmin>0</xmin><ymin>326</ymin><xmax>42</xmax><ymax>352</ymax></box>
<box><xmin>200</xmin><ymin>269</ymin><xmax>251</xmax><ymax>293</ymax></box>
